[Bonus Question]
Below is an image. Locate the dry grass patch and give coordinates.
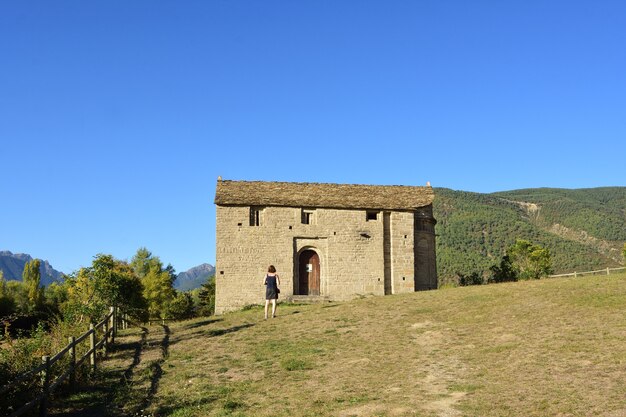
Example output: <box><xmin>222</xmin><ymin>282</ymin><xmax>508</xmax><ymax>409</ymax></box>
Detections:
<box><xmin>114</xmin><ymin>273</ymin><xmax>626</xmax><ymax>417</ymax></box>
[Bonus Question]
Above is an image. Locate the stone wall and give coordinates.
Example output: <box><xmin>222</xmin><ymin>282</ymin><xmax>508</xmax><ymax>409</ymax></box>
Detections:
<box><xmin>215</xmin><ymin>204</ymin><xmax>437</xmax><ymax>314</ymax></box>
<box><xmin>414</xmin><ymin>206</ymin><xmax>438</xmax><ymax>290</ymax></box>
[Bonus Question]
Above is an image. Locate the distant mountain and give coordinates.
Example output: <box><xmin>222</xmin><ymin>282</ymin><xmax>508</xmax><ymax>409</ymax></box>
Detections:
<box><xmin>0</xmin><ymin>251</ymin><xmax>64</xmax><ymax>286</ymax></box>
<box><xmin>174</xmin><ymin>263</ymin><xmax>215</xmax><ymax>291</ymax></box>
<box><xmin>434</xmin><ymin>187</ymin><xmax>626</xmax><ymax>284</ymax></box>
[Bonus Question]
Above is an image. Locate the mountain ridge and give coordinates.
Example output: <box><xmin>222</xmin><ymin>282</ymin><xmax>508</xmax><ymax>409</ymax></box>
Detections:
<box><xmin>0</xmin><ymin>251</ymin><xmax>64</xmax><ymax>286</ymax></box>
<box><xmin>0</xmin><ymin>251</ymin><xmax>215</xmax><ymax>291</ymax></box>
<box><xmin>174</xmin><ymin>263</ymin><xmax>215</xmax><ymax>291</ymax></box>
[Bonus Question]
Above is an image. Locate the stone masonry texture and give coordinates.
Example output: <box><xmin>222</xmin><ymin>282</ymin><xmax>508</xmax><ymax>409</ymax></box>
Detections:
<box><xmin>214</xmin><ymin>180</ymin><xmax>437</xmax><ymax>314</ymax></box>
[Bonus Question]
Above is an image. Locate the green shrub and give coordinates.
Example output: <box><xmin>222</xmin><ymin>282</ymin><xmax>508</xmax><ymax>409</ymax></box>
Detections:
<box><xmin>458</xmin><ymin>272</ymin><xmax>484</xmax><ymax>286</ymax></box>
<box><xmin>165</xmin><ymin>292</ymin><xmax>195</xmax><ymax>320</ymax></box>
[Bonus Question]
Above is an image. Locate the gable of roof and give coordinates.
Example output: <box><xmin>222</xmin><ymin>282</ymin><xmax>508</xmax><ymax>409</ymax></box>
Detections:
<box><xmin>214</xmin><ymin>180</ymin><xmax>434</xmax><ymax>211</ymax></box>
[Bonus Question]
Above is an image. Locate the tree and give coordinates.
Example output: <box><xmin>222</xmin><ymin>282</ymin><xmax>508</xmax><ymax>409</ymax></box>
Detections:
<box><xmin>507</xmin><ymin>239</ymin><xmax>553</xmax><ymax>280</ymax></box>
<box><xmin>130</xmin><ymin>247</ymin><xmax>153</xmax><ymax>279</ymax></box>
<box><xmin>22</xmin><ymin>259</ymin><xmax>44</xmax><ymax>312</ymax></box>
<box><xmin>44</xmin><ymin>281</ymin><xmax>68</xmax><ymax>316</ymax></box>
<box><xmin>0</xmin><ymin>271</ymin><xmax>16</xmax><ymax>316</ymax></box>
<box><xmin>197</xmin><ymin>276</ymin><xmax>216</xmax><ymax>316</ymax></box>
<box><xmin>165</xmin><ymin>291</ymin><xmax>194</xmax><ymax>320</ymax></box>
<box><xmin>142</xmin><ymin>264</ymin><xmax>176</xmax><ymax>318</ymax></box>
<box><xmin>64</xmin><ymin>254</ymin><xmax>147</xmax><ymax>323</ymax></box>
<box><xmin>131</xmin><ymin>248</ymin><xmax>176</xmax><ymax>318</ymax></box>
<box><xmin>488</xmin><ymin>255</ymin><xmax>518</xmax><ymax>283</ymax></box>
<box><xmin>5</xmin><ymin>281</ymin><xmax>28</xmax><ymax>314</ymax></box>
<box><xmin>0</xmin><ymin>270</ymin><xmax>5</xmax><ymax>298</ymax></box>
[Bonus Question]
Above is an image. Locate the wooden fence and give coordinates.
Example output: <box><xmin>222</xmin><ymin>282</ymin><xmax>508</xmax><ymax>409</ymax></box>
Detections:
<box><xmin>146</xmin><ymin>317</ymin><xmax>177</xmax><ymax>326</ymax></box>
<box><xmin>549</xmin><ymin>266</ymin><xmax>626</xmax><ymax>279</ymax></box>
<box><xmin>0</xmin><ymin>307</ymin><xmax>120</xmax><ymax>417</ymax></box>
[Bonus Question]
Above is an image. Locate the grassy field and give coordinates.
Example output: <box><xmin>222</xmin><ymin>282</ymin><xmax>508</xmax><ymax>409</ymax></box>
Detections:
<box><xmin>55</xmin><ymin>273</ymin><xmax>626</xmax><ymax>417</ymax></box>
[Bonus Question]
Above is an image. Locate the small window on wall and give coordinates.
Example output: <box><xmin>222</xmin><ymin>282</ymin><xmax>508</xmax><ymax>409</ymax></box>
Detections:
<box><xmin>301</xmin><ymin>209</ymin><xmax>315</xmax><ymax>225</ymax></box>
<box><xmin>250</xmin><ymin>207</ymin><xmax>263</xmax><ymax>226</ymax></box>
<box><xmin>366</xmin><ymin>211</ymin><xmax>379</xmax><ymax>221</ymax></box>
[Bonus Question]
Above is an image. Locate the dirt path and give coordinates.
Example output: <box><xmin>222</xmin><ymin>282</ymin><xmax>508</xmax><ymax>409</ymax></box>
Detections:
<box><xmin>49</xmin><ymin>324</ymin><xmax>170</xmax><ymax>417</ymax></box>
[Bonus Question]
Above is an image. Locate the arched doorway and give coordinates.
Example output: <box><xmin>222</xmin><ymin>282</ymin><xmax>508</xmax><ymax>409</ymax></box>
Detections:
<box><xmin>297</xmin><ymin>250</ymin><xmax>320</xmax><ymax>296</ymax></box>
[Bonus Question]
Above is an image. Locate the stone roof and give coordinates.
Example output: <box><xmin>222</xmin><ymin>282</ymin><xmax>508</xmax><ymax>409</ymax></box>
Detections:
<box><xmin>214</xmin><ymin>180</ymin><xmax>434</xmax><ymax>210</ymax></box>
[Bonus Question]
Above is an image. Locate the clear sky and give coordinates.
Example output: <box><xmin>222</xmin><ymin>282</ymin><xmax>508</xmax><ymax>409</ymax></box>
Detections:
<box><xmin>1</xmin><ymin>1</ymin><xmax>625</xmax><ymax>275</ymax></box>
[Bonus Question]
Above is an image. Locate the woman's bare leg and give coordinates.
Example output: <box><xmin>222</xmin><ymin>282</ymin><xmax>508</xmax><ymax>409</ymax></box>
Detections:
<box><xmin>271</xmin><ymin>299</ymin><xmax>277</xmax><ymax>317</ymax></box>
<box><xmin>264</xmin><ymin>300</ymin><xmax>270</xmax><ymax>319</ymax></box>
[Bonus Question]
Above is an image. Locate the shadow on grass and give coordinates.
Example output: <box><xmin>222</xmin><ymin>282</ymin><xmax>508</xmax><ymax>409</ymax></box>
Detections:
<box><xmin>180</xmin><ymin>317</ymin><xmax>223</xmax><ymax>330</ymax></box>
<box><xmin>156</xmin><ymin>395</ymin><xmax>220</xmax><ymax>416</ymax></box>
<box><xmin>206</xmin><ymin>323</ymin><xmax>255</xmax><ymax>337</ymax></box>
<box><xmin>120</xmin><ymin>327</ymin><xmax>148</xmax><ymax>384</ymax></box>
<box><xmin>49</xmin><ymin>327</ymin><xmax>150</xmax><ymax>417</ymax></box>
<box><xmin>169</xmin><ymin>323</ymin><xmax>256</xmax><ymax>347</ymax></box>
<box><xmin>50</xmin><ymin>383</ymin><xmax>112</xmax><ymax>417</ymax></box>
<box><xmin>137</xmin><ymin>324</ymin><xmax>170</xmax><ymax>413</ymax></box>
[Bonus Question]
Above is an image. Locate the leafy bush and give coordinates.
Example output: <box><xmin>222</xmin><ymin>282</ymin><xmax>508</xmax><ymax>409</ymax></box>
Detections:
<box><xmin>196</xmin><ymin>277</ymin><xmax>216</xmax><ymax>316</ymax></box>
<box><xmin>0</xmin><ymin>317</ymin><xmax>101</xmax><ymax>415</ymax></box>
<box><xmin>165</xmin><ymin>292</ymin><xmax>195</xmax><ymax>320</ymax></box>
<box><xmin>488</xmin><ymin>255</ymin><xmax>518</xmax><ymax>283</ymax></box>
<box><xmin>507</xmin><ymin>239</ymin><xmax>553</xmax><ymax>280</ymax></box>
<box><xmin>458</xmin><ymin>272</ymin><xmax>484</xmax><ymax>286</ymax></box>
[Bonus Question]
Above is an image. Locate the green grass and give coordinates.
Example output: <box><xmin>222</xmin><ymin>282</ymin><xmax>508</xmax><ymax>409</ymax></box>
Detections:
<box><xmin>69</xmin><ymin>273</ymin><xmax>626</xmax><ymax>416</ymax></box>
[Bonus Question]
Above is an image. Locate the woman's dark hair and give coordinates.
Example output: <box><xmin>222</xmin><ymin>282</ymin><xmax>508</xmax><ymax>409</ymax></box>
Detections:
<box><xmin>268</xmin><ymin>265</ymin><xmax>276</xmax><ymax>273</ymax></box>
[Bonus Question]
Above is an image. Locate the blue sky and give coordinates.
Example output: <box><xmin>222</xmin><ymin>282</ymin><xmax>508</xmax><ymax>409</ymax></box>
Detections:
<box><xmin>1</xmin><ymin>1</ymin><xmax>625</xmax><ymax>275</ymax></box>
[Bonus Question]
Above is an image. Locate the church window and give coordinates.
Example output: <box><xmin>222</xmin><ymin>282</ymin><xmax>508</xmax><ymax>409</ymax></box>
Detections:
<box><xmin>301</xmin><ymin>209</ymin><xmax>315</xmax><ymax>225</ymax></box>
<box><xmin>250</xmin><ymin>207</ymin><xmax>263</xmax><ymax>226</ymax></box>
<box><xmin>366</xmin><ymin>211</ymin><xmax>379</xmax><ymax>221</ymax></box>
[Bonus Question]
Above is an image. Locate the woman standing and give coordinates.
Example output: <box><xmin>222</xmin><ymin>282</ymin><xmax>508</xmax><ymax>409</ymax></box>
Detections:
<box><xmin>264</xmin><ymin>265</ymin><xmax>281</xmax><ymax>319</ymax></box>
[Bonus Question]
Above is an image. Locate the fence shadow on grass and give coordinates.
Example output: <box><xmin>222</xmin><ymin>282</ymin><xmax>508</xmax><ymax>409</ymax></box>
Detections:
<box><xmin>206</xmin><ymin>323</ymin><xmax>255</xmax><ymax>338</ymax></box>
<box><xmin>179</xmin><ymin>318</ymin><xmax>223</xmax><ymax>330</ymax></box>
<box><xmin>49</xmin><ymin>327</ymin><xmax>150</xmax><ymax>417</ymax></box>
<box><xmin>168</xmin><ymin>322</ymin><xmax>256</xmax><ymax>347</ymax></box>
<box><xmin>136</xmin><ymin>325</ymin><xmax>169</xmax><ymax>413</ymax></box>
<box><xmin>120</xmin><ymin>327</ymin><xmax>148</xmax><ymax>384</ymax></box>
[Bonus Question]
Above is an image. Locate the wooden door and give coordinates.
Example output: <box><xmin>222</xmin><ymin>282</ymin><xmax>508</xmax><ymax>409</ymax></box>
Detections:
<box><xmin>298</xmin><ymin>250</ymin><xmax>320</xmax><ymax>296</ymax></box>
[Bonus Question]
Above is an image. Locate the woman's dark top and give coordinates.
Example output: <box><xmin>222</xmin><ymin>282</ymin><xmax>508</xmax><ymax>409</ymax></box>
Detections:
<box><xmin>265</xmin><ymin>275</ymin><xmax>278</xmax><ymax>300</ymax></box>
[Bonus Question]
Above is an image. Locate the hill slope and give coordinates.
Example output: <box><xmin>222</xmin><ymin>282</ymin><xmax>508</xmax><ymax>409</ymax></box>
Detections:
<box><xmin>433</xmin><ymin>187</ymin><xmax>626</xmax><ymax>282</ymax></box>
<box><xmin>92</xmin><ymin>273</ymin><xmax>626</xmax><ymax>417</ymax></box>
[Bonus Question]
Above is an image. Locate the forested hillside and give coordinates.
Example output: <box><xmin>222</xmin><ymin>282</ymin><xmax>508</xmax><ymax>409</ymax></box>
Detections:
<box><xmin>434</xmin><ymin>187</ymin><xmax>626</xmax><ymax>283</ymax></box>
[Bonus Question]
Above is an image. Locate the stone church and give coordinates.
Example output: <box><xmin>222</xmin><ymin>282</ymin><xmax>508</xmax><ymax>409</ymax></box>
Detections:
<box><xmin>213</xmin><ymin>179</ymin><xmax>437</xmax><ymax>314</ymax></box>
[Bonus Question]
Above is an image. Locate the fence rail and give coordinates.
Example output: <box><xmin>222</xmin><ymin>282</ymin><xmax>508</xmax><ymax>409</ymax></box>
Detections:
<box><xmin>1</xmin><ymin>307</ymin><xmax>120</xmax><ymax>417</ymax></box>
<box><xmin>549</xmin><ymin>266</ymin><xmax>626</xmax><ymax>279</ymax></box>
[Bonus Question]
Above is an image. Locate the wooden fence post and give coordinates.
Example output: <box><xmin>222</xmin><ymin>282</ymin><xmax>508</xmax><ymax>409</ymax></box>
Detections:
<box><xmin>89</xmin><ymin>323</ymin><xmax>96</xmax><ymax>373</ymax></box>
<box><xmin>607</xmin><ymin>267</ymin><xmax>610</xmax><ymax>275</ymax></box>
<box><xmin>39</xmin><ymin>355</ymin><xmax>50</xmax><ymax>417</ymax></box>
<box><xmin>574</xmin><ymin>271</ymin><xmax>577</xmax><ymax>278</ymax></box>
<box><xmin>104</xmin><ymin>319</ymin><xmax>109</xmax><ymax>356</ymax></box>
<box><xmin>69</xmin><ymin>336</ymin><xmax>76</xmax><ymax>390</ymax></box>
<box><xmin>110</xmin><ymin>306</ymin><xmax>116</xmax><ymax>343</ymax></box>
